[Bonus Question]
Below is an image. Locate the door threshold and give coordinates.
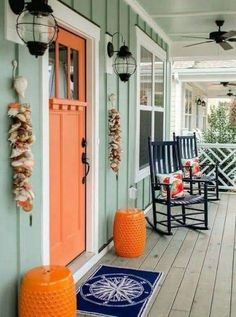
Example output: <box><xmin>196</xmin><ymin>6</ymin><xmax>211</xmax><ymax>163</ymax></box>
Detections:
<box><xmin>69</xmin><ymin>240</ymin><xmax>114</xmax><ymax>283</ymax></box>
<box><xmin>68</xmin><ymin>252</ymin><xmax>95</xmax><ymax>275</ymax></box>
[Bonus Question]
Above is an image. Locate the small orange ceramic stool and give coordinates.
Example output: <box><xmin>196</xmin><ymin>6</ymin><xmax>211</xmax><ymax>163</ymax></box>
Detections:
<box><xmin>113</xmin><ymin>208</ymin><xmax>146</xmax><ymax>257</ymax></box>
<box><xmin>19</xmin><ymin>265</ymin><xmax>76</xmax><ymax>317</ymax></box>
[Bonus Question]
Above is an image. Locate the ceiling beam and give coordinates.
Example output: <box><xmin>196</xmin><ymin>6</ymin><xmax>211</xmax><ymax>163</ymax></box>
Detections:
<box><xmin>151</xmin><ymin>11</ymin><xmax>236</xmax><ymax>18</ymax></box>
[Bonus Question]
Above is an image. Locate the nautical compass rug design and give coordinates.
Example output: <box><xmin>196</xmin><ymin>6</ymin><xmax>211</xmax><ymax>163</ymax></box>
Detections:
<box><xmin>76</xmin><ymin>264</ymin><xmax>163</xmax><ymax>317</ymax></box>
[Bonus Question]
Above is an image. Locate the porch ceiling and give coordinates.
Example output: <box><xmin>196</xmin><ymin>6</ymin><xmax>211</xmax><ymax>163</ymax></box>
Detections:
<box><xmin>192</xmin><ymin>81</ymin><xmax>236</xmax><ymax>98</ymax></box>
<box><xmin>137</xmin><ymin>0</ymin><xmax>236</xmax><ymax>58</ymax></box>
<box><xmin>137</xmin><ymin>0</ymin><xmax>236</xmax><ymax>40</ymax></box>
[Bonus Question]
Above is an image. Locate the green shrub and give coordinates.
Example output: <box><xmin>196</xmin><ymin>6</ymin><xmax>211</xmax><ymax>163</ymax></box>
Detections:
<box><xmin>203</xmin><ymin>102</ymin><xmax>236</xmax><ymax>143</ymax></box>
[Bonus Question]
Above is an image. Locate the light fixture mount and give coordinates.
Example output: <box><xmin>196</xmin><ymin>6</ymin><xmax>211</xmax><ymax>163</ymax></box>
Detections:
<box><xmin>107</xmin><ymin>32</ymin><xmax>137</xmax><ymax>82</ymax></box>
<box><xmin>107</xmin><ymin>42</ymin><xmax>114</xmax><ymax>57</ymax></box>
<box><xmin>9</xmin><ymin>0</ymin><xmax>25</xmax><ymax>15</ymax></box>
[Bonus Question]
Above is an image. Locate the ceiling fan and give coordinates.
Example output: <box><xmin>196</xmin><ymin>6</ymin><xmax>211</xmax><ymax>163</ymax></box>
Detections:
<box><xmin>218</xmin><ymin>89</ymin><xmax>236</xmax><ymax>97</ymax></box>
<box><xmin>212</xmin><ymin>82</ymin><xmax>236</xmax><ymax>87</ymax></box>
<box><xmin>184</xmin><ymin>20</ymin><xmax>236</xmax><ymax>50</ymax></box>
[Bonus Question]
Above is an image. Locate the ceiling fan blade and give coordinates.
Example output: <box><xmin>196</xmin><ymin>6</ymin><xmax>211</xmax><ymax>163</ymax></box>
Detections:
<box><xmin>222</xmin><ymin>30</ymin><xmax>236</xmax><ymax>39</ymax></box>
<box><xmin>219</xmin><ymin>41</ymin><xmax>233</xmax><ymax>50</ymax></box>
<box><xmin>181</xmin><ymin>36</ymin><xmax>210</xmax><ymax>40</ymax></box>
<box><xmin>228</xmin><ymin>38</ymin><xmax>236</xmax><ymax>42</ymax></box>
<box><xmin>184</xmin><ymin>40</ymin><xmax>214</xmax><ymax>48</ymax></box>
<box><xmin>229</xmin><ymin>83</ymin><xmax>236</xmax><ymax>86</ymax></box>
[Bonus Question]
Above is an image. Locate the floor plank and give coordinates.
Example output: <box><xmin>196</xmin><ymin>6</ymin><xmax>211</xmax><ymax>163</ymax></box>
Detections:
<box><xmin>77</xmin><ymin>194</ymin><xmax>236</xmax><ymax>317</ymax></box>
<box><xmin>169</xmin><ymin>309</ymin><xmax>189</xmax><ymax>317</ymax></box>
<box><xmin>148</xmin><ymin>267</ymin><xmax>185</xmax><ymax>317</ymax></box>
<box><xmin>210</xmin><ymin>194</ymin><xmax>235</xmax><ymax>317</ymax></box>
<box><xmin>171</xmin><ymin>201</ymin><xmax>219</xmax><ymax>314</ymax></box>
<box><xmin>189</xmin><ymin>196</ymin><xmax>229</xmax><ymax>317</ymax></box>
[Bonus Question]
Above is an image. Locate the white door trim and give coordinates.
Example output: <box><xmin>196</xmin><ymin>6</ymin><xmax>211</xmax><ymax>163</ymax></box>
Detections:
<box><xmin>46</xmin><ymin>0</ymin><xmax>101</xmax><ymax>263</ymax></box>
<box><xmin>5</xmin><ymin>0</ymin><xmax>100</xmax><ymax>264</ymax></box>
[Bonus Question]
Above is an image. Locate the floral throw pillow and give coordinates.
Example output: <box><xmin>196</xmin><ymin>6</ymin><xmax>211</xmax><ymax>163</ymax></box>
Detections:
<box><xmin>181</xmin><ymin>157</ymin><xmax>201</xmax><ymax>178</ymax></box>
<box><xmin>157</xmin><ymin>170</ymin><xmax>184</xmax><ymax>199</ymax></box>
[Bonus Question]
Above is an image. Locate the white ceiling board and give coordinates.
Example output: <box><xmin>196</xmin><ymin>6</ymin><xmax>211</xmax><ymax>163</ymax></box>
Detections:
<box><xmin>183</xmin><ymin>81</ymin><xmax>236</xmax><ymax>98</ymax></box>
<box><xmin>156</xmin><ymin>16</ymin><xmax>236</xmax><ymax>40</ymax></box>
<box><xmin>136</xmin><ymin>0</ymin><xmax>236</xmax><ymax>56</ymax></box>
<box><xmin>137</xmin><ymin>0</ymin><xmax>236</xmax><ymax>16</ymax></box>
<box><xmin>171</xmin><ymin>41</ymin><xmax>236</xmax><ymax>60</ymax></box>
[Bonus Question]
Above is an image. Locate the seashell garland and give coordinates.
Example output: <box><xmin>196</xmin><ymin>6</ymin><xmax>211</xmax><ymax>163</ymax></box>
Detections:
<box><xmin>8</xmin><ymin>102</ymin><xmax>35</xmax><ymax>212</ymax></box>
<box><xmin>108</xmin><ymin>108</ymin><xmax>122</xmax><ymax>174</ymax></box>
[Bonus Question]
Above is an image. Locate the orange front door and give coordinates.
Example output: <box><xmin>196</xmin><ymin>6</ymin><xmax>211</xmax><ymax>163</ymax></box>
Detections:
<box><xmin>49</xmin><ymin>28</ymin><xmax>87</xmax><ymax>265</ymax></box>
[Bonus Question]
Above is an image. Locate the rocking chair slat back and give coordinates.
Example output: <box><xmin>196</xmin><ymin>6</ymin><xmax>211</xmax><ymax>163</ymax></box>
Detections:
<box><xmin>173</xmin><ymin>132</ymin><xmax>198</xmax><ymax>160</ymax></box>
<box><xmin>148</xmin><ymin>137</ymin><xmax>180</xmax><ymax>181</ymax></box>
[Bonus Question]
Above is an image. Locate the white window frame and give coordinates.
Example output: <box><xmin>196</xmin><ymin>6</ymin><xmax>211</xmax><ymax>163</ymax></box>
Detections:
<box><xmin>183</xmin><ymin>85</ymin><xmax>193</xmax><ymax>130</ymax></box>
<box><xmin>135</xmin><ymin>27</ymin><xmax>167</xmax><ymax>183</ymax></box>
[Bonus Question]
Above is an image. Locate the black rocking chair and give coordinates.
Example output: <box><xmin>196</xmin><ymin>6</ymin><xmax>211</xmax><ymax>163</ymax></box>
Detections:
<box><xmin>147</xmin><ymin>137</ymin><xmax>209</xmax><ymax>235</ymax></box>
<box><xmin>173</xmin><ymin>132</ymin><xmax>219</xmax><ymax>201</ymax></box>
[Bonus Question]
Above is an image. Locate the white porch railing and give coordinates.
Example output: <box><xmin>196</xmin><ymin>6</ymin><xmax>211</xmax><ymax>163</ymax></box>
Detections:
<box><xmin>199</xmin><ymin>143</ymin><xmax>236</xmax><ymax>190</ymax></box>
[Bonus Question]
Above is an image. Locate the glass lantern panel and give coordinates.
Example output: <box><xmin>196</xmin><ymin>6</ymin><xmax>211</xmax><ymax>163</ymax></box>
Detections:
<box><xmin>17</xmin><ymin>11</ymin><xmax>56</xmax><ymax>44</ymax></box>
<box><xmin>140</xmin><ymin>46</ymin><xmax>153</xmax><ymax>107</ymax></box>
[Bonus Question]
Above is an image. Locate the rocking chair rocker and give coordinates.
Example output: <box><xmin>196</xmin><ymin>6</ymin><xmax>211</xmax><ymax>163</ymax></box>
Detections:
<box><xmin>173</xmin><ymin>132</ymin><xmax>219</xmax><ymax>201</ymax></box>
<box><xmin>147</xmin><ymin>138</ymin><xmax>209</xmax><ymax>235</ymax></box>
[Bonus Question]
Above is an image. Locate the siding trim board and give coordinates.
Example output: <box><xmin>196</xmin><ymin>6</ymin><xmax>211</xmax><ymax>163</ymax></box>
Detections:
<box><xmin>1</xmin><ymin>1</ymin><xmax>170</xmax><ymax>315</ymax></box>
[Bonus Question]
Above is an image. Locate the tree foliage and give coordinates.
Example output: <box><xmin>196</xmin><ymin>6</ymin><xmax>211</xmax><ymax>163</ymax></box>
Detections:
<box><xmin>203</xmin><ymin>102</ymin><xmax>236</xmax><ymax>143</ymax></box>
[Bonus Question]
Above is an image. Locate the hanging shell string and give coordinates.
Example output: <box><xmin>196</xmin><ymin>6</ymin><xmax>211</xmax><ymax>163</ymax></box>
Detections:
<box><xmin>8</xmin><ymin>102</ymin><xmax>35</xmax><ymax>212</ymax></box>
<box><xmin>108</xmin><ymin>108</ymin><xmax>122</xmax><ymax>174</ymax></box>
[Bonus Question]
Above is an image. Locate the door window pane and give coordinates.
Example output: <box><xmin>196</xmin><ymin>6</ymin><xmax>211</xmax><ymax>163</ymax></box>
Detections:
<box><xmin>154</xmin><ymin>111</ymin><xmax>164</xmax><ymax>141</ymax></box>
<box><xmin>139</xmin><ymin>111</ymin><xmax>152</xmax><ymax>169</ymax></box>
<box><xmin>154</xmin><ymin>56</ymin><xmax>164</xmax><ymax>107</ymax></box>
<box><xmin>59</xmin><ymin>44</ymin><xmax>68</xmax><ymax>99</ymax></box>
<box><xmin>49</xmin><ymin>42</ymin><xmax>55</xmax><ymax>97</ymax></box>
<box><xmin>140</xmin><ymin>47</ymin><xmax>152</xmax><ymax>106</ymax></box>
<box><xmin>70</xmin><ymin>49</ymin><xmax>79</xmax><ymax>100</ymax></box>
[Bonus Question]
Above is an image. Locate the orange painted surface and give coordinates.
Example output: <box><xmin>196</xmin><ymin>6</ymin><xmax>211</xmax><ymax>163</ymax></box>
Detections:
<box><xmin>113</xmin><ymin>209</ymin><xmax>146</xmax><ymax>257</ymax></box>
<box><xmin>19</xmin><ymin>266</ymin><xmax>76</xmax><ymax>316</ymax></box>
<box><xmin>50</xmin><ymin>28</ymin><xmax>86</xmax><ymax>265</ymax></box>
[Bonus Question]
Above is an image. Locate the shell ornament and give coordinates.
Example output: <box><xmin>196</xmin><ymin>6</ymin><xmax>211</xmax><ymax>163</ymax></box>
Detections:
<box><xmin>8</xmin><ymin>103</ymin><xmax>35</xmax><ymax>212</ymax></box>
<box><xmin>108</xmin><ymin>109</ymin><xmax>122</xmax><ymax>174</ymax></box>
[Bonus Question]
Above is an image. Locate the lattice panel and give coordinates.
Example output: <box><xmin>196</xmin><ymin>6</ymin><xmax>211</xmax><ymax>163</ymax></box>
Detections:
<box><xmin>199</xmin><ymin>143</ymin><xmax>236</xmax><ymax>190</ymax></box>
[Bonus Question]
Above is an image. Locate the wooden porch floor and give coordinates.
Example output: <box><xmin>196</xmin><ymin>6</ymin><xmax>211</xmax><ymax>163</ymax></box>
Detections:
<box><xmin>77</xmin><ymin>193</ymin><xmax>236</xmax><ymax>317</ymax></box>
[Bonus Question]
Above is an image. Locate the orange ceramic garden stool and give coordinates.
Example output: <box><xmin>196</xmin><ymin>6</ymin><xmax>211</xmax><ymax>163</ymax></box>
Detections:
<box><xmin>19</xmin><ymin>265</ymin><xmax>76</xmax><ymax>317</ymax></box>
<box><xmin>113</xmin><ymin>208</ymin><xmax>146</xmax><ymax>257</ymax></box>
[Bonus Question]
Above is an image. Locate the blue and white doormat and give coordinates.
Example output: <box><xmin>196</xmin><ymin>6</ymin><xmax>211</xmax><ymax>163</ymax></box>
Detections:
<box><xmin>76</xmin><ymin>264</ymin><xmax>163</xmax><ymax>317</ymax></box>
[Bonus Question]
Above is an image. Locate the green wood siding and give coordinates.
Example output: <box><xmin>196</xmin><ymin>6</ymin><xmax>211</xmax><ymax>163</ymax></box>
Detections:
<box><xmin>0</xmin><ymin>1</ymin><xmax>168</xmax><ymax>315</ymax></box>
<box><xmin>57</xmin><ymin>0</ymin><xmax>168</xmax><ymax>247</ymax></box>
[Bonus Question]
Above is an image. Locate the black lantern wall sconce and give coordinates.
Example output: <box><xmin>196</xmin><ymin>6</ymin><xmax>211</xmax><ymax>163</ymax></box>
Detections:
<box><xmin>107</xmin><ymin>32</ymin><xmax>137</xmax><ymax>82</ymax></box>
<box><xmin>196</xmin><ymin>97</ymin><xmax>206</xmax><ymax>107</ymax></box>
<box><xmin>196</xmin><ymin>98</ymin><xmax>202</xmax><ymax>106</ymax></box>
<box><xmin>201</xmin><ymin>100</ymin><xmax>206</xmax><ymax>107</ymax></box>
<box><xmin>9</xmin><ymin>0</ymin><xmax>58</xmax><ymax>57</ymax></box>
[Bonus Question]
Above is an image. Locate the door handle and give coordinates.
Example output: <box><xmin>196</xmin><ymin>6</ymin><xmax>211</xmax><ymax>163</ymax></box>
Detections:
<box><xmin>82</xmin><ymin>152</ymin><xmax>90</xmax><ymax>184</ymax></box>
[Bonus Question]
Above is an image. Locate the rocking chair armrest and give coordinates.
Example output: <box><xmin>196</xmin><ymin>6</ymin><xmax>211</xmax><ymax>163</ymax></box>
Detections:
<box><xmin>155</xmin><ymin>182</ymin><xmax>171</xmax><ymax>189</ymax></box>
<box><xmin>183</xmin><ymin>177</ymin><xmax>210</xmax><ymax>184</ymax></box>
<box><xmin>182</xmin><ymin>165</ymin><xmax>193</xmax><ymax>169</ymax></box>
